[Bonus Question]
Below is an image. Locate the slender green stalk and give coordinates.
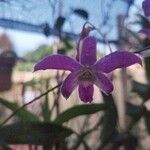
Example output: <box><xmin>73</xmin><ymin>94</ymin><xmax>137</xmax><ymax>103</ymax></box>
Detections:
<box><xmin>0</xmin><ymin>83</ymin><xmax>62</xmax><ymax>128</ymax></box>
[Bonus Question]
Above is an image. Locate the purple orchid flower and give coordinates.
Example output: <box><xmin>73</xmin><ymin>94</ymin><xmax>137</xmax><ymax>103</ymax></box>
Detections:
<box><xmin>140</xmin><ymin>0</ymin><xmax>150</xmax><ymax>39</ymax></box>
<box><xmin>140</xmin><ymin>28</ymin><xmax>150</xmax><ymax>39</ymax></box>
<box><xmin>142</xmin><ymin>0</ymin><xmax>150</xmax><ymax>17</ymax></box>
<box><xmin>34</xmin><ymin>36</ymin><xmax>142</xmax><ymax>103</ymax></box>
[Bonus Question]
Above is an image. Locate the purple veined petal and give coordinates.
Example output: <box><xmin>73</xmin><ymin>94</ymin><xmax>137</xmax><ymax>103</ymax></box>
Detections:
<box><xmin>79</xmin><ymin>36</ymin><xmax>97</xmax><ymax>66</ymax></box>
<box><xmin>78</xmin><ymin>83</ymin><xmax>94</xmax><ymax>103</ymax></box>
<box><xmin>93</xmin><ymin>51</ymin><xmax>142</xmax><ymax>73</ymax></box>
<box><xmin>61</xmin><ymin>71</ymin><xmax>79</xmax><ymax>99</ymax></box>
<box><xmin>34</xmin><ymin>54</ymin><xmax>82</xmax><ymax>72</ymax></box>
<box><xmin>76</xmin><ymin>26</ymin><xmax>94</xmax><ymax>61</ymax></box>
<box><xmin>76</xmin><ymin>39</ymin><xmax>81</xmax><ymax>61</ymax></box>
<box><xmin>95</xmin><ymin>72</ymin><xmax>113</xmax><ymax>95</ymax></box>
<box><xmin>142</xmin><ymin>0</ymin><xmax>150</xmax><ymax>17</ymax></box>
<box><xmin>140</xmin><ymin>28</ymin><xmax>150</xmax><ymax>39</ymax></box>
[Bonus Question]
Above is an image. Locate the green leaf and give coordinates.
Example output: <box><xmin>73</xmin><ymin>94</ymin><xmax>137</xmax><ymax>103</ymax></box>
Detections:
<box><xmin>42</xmin><ymin>96</ymin><xmax>51</xmax><ymax>122</ymax></box>
<box><xmin>0</xmin><ymin>98</ymin><xmax>39</xmax><ymax>122</ymax></box>
<box><xmin>144</xmin><ymin>57</ymin><xmax>150</xmax><ymax>82</ymax></box>
<box><xmin>23</xmin><ymin>44</ymin><xmax>53</xmax><ymax>63</ymax></box>
<box><xmin>100</xmin><ymin>94</ymin><xmax>118</xmax><ymax>149</ymax></box>
<box><xmin>126</xmin><ymin>102</ymin><xmax>144</xmax><ymax>130</ymax></box>
<box><xmin>0</xmin><ymin>122</ymin><xmax>73</xmax><ymax>144</ymax></box>
<box><xmin>144</xmin><ymin>110</ymin><xmax>150</xmax><ymax>134</ymax></box>
<box><xmin>42</xmin><ymin>80</ymin><xmax>51</xmax><ymax>122</ymax></box>
<box><xmin>132</xmin><ymin>80</ymin><xmax>150</xmax><ymax>102</ymax></box>
<box><xmin>126</xmin><ymin>102</ymin><xmax>143</xmax><ymax>117</ymax></box>
<box><xmin>54</xmin><ymin>104</ymin><xmax>106</xmax><ymax>124</ymax></box>
<box><xmin>111</xmin><ymin>133</ymin><xmax>138</xmax><ymax>150</ymax></box>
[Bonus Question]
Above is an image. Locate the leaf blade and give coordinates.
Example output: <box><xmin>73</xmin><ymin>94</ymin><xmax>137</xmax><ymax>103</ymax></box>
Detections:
<box><xmin>0</xmin><ymin>98</ymin><xmax>39</xmax><ymax>122</ymax></box>
<box><xmin>54</xmin><ymin>104</ymin><xmax>106</xmax><ymax>124</ymax></box>
<box><xmin>0</xmin><ymin>122</ymin><xmax>73</xmax><ymax>144</ymax></box>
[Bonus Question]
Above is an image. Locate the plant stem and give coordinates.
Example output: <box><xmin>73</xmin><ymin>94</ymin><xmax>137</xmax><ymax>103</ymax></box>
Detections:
<box><xmin>0</xmin><ymin>83</ymin><xmax>62</xmax><ymax>128</ymax></box>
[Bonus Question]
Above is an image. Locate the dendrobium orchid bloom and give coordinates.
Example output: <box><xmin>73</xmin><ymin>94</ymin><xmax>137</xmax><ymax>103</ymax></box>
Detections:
<box><xmin>142</xmin><ymin>0</ymin><xmax>150</xmax><ymax>17</ymax></box>
<box><xmin>140</xmin><ymin>29</ymin><xmax>150</xmax><ymax>39</ymax></box>
<box><xmin>34</xmin><ymin>36</ymin><xmax>142</xmax><ymax>103</ymax></box>
<box><xmin>140</xmin><ymin>0</ymin><xmax>150</xmax><ymax>39</ymax></box>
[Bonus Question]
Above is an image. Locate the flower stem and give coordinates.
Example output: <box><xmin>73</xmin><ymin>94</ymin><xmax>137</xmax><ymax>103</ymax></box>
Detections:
<box><xmin>82</xmin><ymin>21</ymin><xmax>113</xmax><ymax>53</ymax></box>
<box><xmin>135</xmin><ymin>45</ymin><xmax>150</xmax><ymax>54</ymax></box>
<box><xmin>0</xmin><ymin>83</ymin><xmax>62</xmax><ymax>128</ymax></box>
<box><xmin>96</xmin><ymin>28</ymin><xmax>113</xmax><ymax>53</ymax></box>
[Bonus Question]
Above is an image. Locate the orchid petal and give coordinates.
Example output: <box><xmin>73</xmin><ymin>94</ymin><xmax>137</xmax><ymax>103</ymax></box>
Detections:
<box><xmin>96</xmin><ymin>72</ymin><xmax>113</xmax><ymax>95</ymax></box>
<box><xmin>76</xmin><ymin>27</ymin><xmax>93</xmax><ymax>61</ymax></box>
<box><xmin>142</xmin><ymin>0</ymin><xmax>150</xmax><ymax>17</ymax></box>
<box><xmin>93</xmin><ymin>51</ymin><xmax>142</xmax><ymax>73</ymax></box>
<box><xmin>61</xmin><ymin>71</ymin><xmax>79</xmax><ymax>99</ymax></box>
<box><xmin>79</xmin><ymin>36</ymin><xmax>97</xmax><ymax>66</ymax></box>
<box><xmin>140</xmin><ymin>28</ymin><xmax>150</xmax><ymax>39</ymax></box>
<box><xmin>34</xmin><ymin>54</ymin><xmax>82</xmax><ymax>72</ymax></box>
<box><xmin>78</xmin><ymin>83</ymin><xmax>94</xmax><ymax>103</ymax></box>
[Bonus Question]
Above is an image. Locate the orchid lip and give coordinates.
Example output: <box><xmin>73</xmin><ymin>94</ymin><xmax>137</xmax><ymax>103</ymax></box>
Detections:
<box><xmin>78</xmin><ymin>67</ymin><xmax>96</xmax><ymax>82</ymax></box>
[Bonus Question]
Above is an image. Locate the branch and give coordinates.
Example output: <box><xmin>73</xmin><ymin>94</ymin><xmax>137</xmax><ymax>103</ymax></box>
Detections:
<box><xmin>135</xmin><ymin>46</ymin><xmax>150</xmax><ymax>53</ymax></box>
<box><xmin>0</xmin><ymin>82</ymin><xmax>62</xmax><ymax>128</ymax></box>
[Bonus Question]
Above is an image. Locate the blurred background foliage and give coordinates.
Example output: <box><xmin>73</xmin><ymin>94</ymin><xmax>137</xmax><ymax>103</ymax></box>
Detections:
<box><xmin>0</xmin><ymin>0</ymin><xmax>149</xmax><ymax>150</ymax></box>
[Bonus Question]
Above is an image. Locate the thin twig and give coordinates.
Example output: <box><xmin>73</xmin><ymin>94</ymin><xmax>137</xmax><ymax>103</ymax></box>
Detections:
<box><xmin>0</xmin><ymin>82</ymin><xmax>62</xmax><ymax>128</ymax></box>
<box><xmin>96</xmin><ymin>28</ymin><xmax>113</xmax><ymax>53</ymax></box>
<box><xmin>135</xmin><ymin>45</ymin><xmax>150</xmax><ymax>54</ymax></box>
<box><xmin>72</xmin><ymin>117</ymin><xmax>103</xmax><ymax>150</ymax></box>
<box><xmin>82</xmin><ymin>21</ymin><xmax>113</xmax><ymax>53</ymax></box>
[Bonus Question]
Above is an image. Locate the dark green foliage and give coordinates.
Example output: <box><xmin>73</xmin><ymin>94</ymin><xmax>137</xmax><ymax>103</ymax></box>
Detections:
<box><xmin>99</xmin><ymin>94</ymin><xmax>118</xmax><ymax>149</ymax></box>
<box><xmin>54</xmin><ymin>104</ymin><xmax>106</xmax><ymax>125</ymax></box>
<box><xmin>15</xmin><ymin>62</ymin><xmax>34</xmax><ymax>71</ymax></box>
<box><xmin>62</xmin><ymin>37</ymin><xmax>73</xmax><ymax>50</ymax></box>
<box><xmin>126</xmin><ymin>102</ymin><xmax>143</xmax><ymax>116</ymax></box>
<box><xmin>144</xmin><ymin>57</ymin><xmax>150</xmax><ymax>81</ymax></box>
<box><xmin>139</xmin><ymin>14</ymin><xmax>150</xmax><ymax>82</ymax></box>
<box><xmin>24</xmin><ymin>78</ymin><xmax>47</xmax><ymax>87</ymax></box>
<box><xmin>131</xmin><ymin>80</ymin><xmax>150</xmax><ymax>132</ymax></box>
<box><xmin>0</xmin><ymin>122</ymin><xmax>73</xmax><ymax>145</ymax></box>
<box><xmin>126</xmin><ymin>102</ymin><xmax>145</xmax><ymax>129</ymax></box>
<box><xmin>42</xmin><ymin>80</ymin><xmax>51</xmax><ymax>122</ymax></box>
<box><xmin>24</xmin><ymin>45</ymin><xmax>53</xmax><ymax>62</ymax></box>
<box><xmin>111</xmin><ymin>133</ymin><xmax>138</xmax><ymax>150</ymax></box>
<box><xmin>58</xmin><ymin>37</ymin><xmax>74</xmax><ymax>54</ymax></box>
<box><xmin>16</xmin><ymin>45</ymin><xmax>53</xmax><ymax>71</ymax></box>
<box><xmin>0</xmin><ymin>98</ymin><xmax>39</xmax><ymax>122</ymax></box>
<box><xmin>144</xmin><ymin>110</ymin><xmax>150</xmax><ymax>134</ymax></box>
<box><xmin>132</xmin><ymin>80</ymin><xmax>150</xmax><ymax>102</ymax></box>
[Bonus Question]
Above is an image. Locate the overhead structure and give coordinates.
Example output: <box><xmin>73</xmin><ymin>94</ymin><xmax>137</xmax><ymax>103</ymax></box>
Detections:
<box><xmin>0</xmin><ymin>0</ymin><xmax>134</xmax><ymax>43</ymax></box>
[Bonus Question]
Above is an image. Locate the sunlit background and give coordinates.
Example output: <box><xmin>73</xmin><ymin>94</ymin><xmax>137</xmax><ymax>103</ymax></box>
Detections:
<box><xmin>0</xmin><ymin>0</ymin><xmax>144</xmax><ymax>56</ymax></box>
